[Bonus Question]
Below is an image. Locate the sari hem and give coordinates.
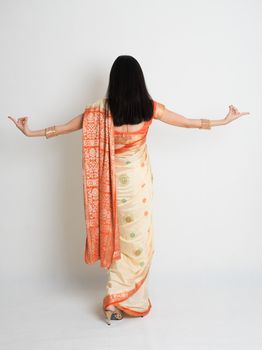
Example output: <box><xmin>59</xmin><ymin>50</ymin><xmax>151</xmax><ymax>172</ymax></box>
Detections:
<box><xmin>103</xmin><ymin>267</ymin><xmax>150</xmax><ymax>311</ymax></box>
<box><xmin>114</xmin><ymin>299</ymin><xmax>152</xmax><ymax>316</ymax></box>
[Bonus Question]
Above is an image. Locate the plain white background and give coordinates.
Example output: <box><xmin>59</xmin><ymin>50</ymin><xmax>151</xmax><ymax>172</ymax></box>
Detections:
<box><xmin>1</xmin><ymin>0</ymin><xmax>261</xmax><ymax>349</ymax></box>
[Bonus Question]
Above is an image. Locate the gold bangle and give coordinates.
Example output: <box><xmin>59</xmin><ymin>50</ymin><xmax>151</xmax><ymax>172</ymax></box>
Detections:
<box><xmin>45</xmin><ymin>125</ymin><xmax>57</xmax><ymax>139</ymax></box>
<box><xmin>199</xmin><ymin>119</ymin><xmax>211</xmax><ymax>129</ymax></box>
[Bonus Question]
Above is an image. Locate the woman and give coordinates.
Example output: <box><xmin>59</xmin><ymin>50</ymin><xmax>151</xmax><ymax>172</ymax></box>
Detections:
<box><xmin>8</xmin><ymin>55</ymin><xmax>250</xmax><ymax>325</ymax></box>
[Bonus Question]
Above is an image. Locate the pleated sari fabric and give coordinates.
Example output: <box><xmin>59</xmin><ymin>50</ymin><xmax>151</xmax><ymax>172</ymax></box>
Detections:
<box><xmin>102</xmin><ymin>99</ymin><xmax>166</xmax><ymax>317</ymax></box>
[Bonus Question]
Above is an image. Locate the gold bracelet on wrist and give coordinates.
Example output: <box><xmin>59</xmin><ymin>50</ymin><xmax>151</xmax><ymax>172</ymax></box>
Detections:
<box><xmin>45</xmin><ymin>125</ymin><xmax>57</xmax><ymax>139</ymax></box>
<box><xmin>199</xmin><ymin>119</ymin><xmax>211</xmax><ymax>129</ymax></box>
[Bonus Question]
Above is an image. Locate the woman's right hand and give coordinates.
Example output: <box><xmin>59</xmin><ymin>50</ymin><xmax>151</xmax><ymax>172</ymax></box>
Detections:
<box><xmin>224</xmin><ymin>105</ymin><xmax>250</xmax><ymax>124</ymax></box>
<box><xmin>8</xmin><ymin>116</ymin><xmax>31</xmax><ymax>137</ymax></box>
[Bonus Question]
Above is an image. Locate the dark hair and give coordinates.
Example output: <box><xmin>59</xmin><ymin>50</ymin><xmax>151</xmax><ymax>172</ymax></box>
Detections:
<box><xmin>105</xmin><ymin>55</ymin><xmax>154</xmax><ymax>126</ymax></box>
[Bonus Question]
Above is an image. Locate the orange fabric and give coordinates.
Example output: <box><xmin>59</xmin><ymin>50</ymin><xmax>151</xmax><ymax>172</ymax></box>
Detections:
<box><xmin>82</xmin><ymin>99</ymin><xmax>121</xmax><ymax>269</ymax></box>
<box><xmin>115</xmin><ymin>300</ymin><xmax>152</xmax><ymax>316</ymax></box>
<box><xmin>114</xmin><ymin>116</ymin><xmax>153</xmax><ymax>154</ymax></box>
<box><xmin>114</xmin><ymin>133</ymin><xmax>147</xmax><ymax>154</ymax></box>
<box><xmin>81</xmin><ymin>98</ymin><xmax>165</xmax><ymax>270</ymax></box>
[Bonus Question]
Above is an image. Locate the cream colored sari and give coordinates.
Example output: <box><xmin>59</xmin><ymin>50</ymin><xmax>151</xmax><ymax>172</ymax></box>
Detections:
<box><xmin>82</xmin><ymin>97</ymin><xmax>165</xmax><ymax>317</ymax></box>
<box><xmin>102</xmin><ymin>100</ymin><xmax>165</xmax><ymax>317</ymax></box>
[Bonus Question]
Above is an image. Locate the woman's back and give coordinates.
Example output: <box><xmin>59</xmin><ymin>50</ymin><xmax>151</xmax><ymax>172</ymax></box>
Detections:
<box><xmin>114</xmin><ymin>119</ymin><xmax>152</xmax><ymax>153</ymax></box>
<box><xmin>113</xmin><ymin>100</ymin><xmax>165</xmax><ymax>153</ymax></box>
<box><xmin>114</xmin><ymin>120</ymin><xmax>147</xmax><ymax>133</ymax></box>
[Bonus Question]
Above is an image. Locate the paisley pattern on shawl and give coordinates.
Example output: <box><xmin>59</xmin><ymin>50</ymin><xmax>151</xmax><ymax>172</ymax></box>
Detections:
<box><xmin>82</xmin><ymin>98</ymin><xmax>121</xmax><ymax>269</ymax></box>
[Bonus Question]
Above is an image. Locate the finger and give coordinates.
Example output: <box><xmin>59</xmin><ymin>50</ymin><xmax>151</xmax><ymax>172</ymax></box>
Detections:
<box><xmin>8</xmin><ymin>116</ymin><xmax>18</xmax><ymax>125</ymax></box>
<box><xmin>231</xmin><ymin>105</ymin><xmax>238</xmax><ymax>112</ymax></box>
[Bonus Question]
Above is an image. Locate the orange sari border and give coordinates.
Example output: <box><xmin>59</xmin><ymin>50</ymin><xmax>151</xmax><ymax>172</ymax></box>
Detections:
<box><xmin>114</xmin><ymin>134</ymin><xmax>147</xmax><ymax>154</ymax></box>
<box><xmin>115</xmin><ymin>299</ymin><xmax>152</xmax><ymax>317</ymax></box>
<box><xmin>103</xmin><ymin>268</ymin><xmax>150</xmax><ymax>311</ymax></box>
<box><xmin>82</xmin><ymin>98</ymin><xmax>121</xmax><ymax>270</ymax></box>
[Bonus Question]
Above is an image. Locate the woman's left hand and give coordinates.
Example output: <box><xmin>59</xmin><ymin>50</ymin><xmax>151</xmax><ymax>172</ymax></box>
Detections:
<box><xmin>224</xmin><ymin>105</ymin><xmax>250</xmax><ymax>124</ymax></box>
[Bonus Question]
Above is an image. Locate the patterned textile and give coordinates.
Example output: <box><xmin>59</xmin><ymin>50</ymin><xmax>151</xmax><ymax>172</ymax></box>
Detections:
<box><xmin>82</xmin><ymin>97</ymin><xmax>165</xmax><ymax>316</ymax></box>
<box><xmin>103</xmin><ymin>141</ymin><xmax>155</xmax><ymax>316</ymax></box>
<box><xmin>82</xmin><ymin>99</ymin><xmax>120</xmax><ymax>269</ymax></box>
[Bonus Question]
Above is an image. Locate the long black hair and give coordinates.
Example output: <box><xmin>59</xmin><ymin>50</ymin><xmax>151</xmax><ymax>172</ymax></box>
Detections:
<box><xmin>105</xmin><ymin>55</ymin><xmax>154</xmax><ymax>126</ymax></box>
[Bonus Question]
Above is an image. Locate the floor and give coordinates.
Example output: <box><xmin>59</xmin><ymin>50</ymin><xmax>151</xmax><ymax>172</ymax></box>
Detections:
<box><xmin>1</xmin><ymin>269</ymin><xmax>262</xmax><ymax>350</ymax></box>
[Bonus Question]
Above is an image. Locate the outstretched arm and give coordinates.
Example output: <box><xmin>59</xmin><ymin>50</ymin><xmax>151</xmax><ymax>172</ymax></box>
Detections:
<box><xmin>8</xmin><ymin>113</ymin><xmax>84</xmax><ymax>138</ymax></box>
<box><xmin>157</xmin><ymin>105</ymin><xmax>250</xmax><ymax>129</ymax></box>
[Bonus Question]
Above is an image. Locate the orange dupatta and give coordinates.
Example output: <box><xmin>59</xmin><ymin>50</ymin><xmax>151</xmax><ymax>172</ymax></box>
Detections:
<box><xmin>82</xmin><ymin>98</ymin><xmax>121</xmax><ymax>269</ymax></box>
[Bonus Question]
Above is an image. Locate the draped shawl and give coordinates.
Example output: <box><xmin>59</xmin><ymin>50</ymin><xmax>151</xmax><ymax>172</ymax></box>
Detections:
<box><xmin>82</xmin><ymin>98</ymin><xmax>121</xmax><ymax>269</ymax></box>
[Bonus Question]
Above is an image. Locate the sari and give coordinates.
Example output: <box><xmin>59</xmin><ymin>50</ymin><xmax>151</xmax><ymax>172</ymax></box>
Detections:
<box><xmin>82</xmin><ymin>98</ymin><xmax>165</xmax><ymax>317</ymax></box>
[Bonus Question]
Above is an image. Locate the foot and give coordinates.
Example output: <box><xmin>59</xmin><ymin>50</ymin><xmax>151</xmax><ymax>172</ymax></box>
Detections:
<box><xmin>105</xmin><ymin>305</ymin><xmax>123</xmax><ymax>320</ymax></box>
<box><xmin>111</xmin><ymin>309</ymin><xmax>123</xmax><ymax>320</ymax></box>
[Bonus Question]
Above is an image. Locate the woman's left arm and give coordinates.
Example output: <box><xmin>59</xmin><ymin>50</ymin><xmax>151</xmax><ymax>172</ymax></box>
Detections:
<box><xmin>157</xmin><ymin>105</ymin><xmax>250</xmax><ymax>129</ymax></box>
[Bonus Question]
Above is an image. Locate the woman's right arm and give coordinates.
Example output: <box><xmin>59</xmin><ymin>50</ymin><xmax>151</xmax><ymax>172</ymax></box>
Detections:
<box><xmin>157</xmin><ymin>105</ymin><xmax>250</xmax><ymax>128</ymax></box>
<box><xmin>8</xmin><ymin>113</ymin><xmax>84</xmax><ymax>138</ymax></box>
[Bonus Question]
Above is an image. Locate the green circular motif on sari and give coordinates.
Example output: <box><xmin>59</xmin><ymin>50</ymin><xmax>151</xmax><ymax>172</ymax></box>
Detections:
<box><xmin>130</xmin><ymin>232</ymin><xmax>135</xmax><ymax>238</ymax></box>
<box><xmin>134</xmin><ymin>248</ymin><xmax>142</xmax><ymax>256</ymax></box>
<box><xmin>139</xmin><ymin>261</ymin><xmax>145</xmax><ymax>267</ymax></box>
<box><xmin>125</xmin><ymin>215</ymin><xmax>132</xmax><ymax>223</ymax></box>
<box><xmin>119</xmin><ymin>174</ymin><xmax>129</xmax><ymax>185</ymax></box>
<box><xmin>121</xmin><ymin>198</ymin><xmax>127</xmax><ymax>203</ymax></box>
<box><xmin>126</xmin><ymin>160</ymin><xmax>131</xmax><ymax>164</ymax></box>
